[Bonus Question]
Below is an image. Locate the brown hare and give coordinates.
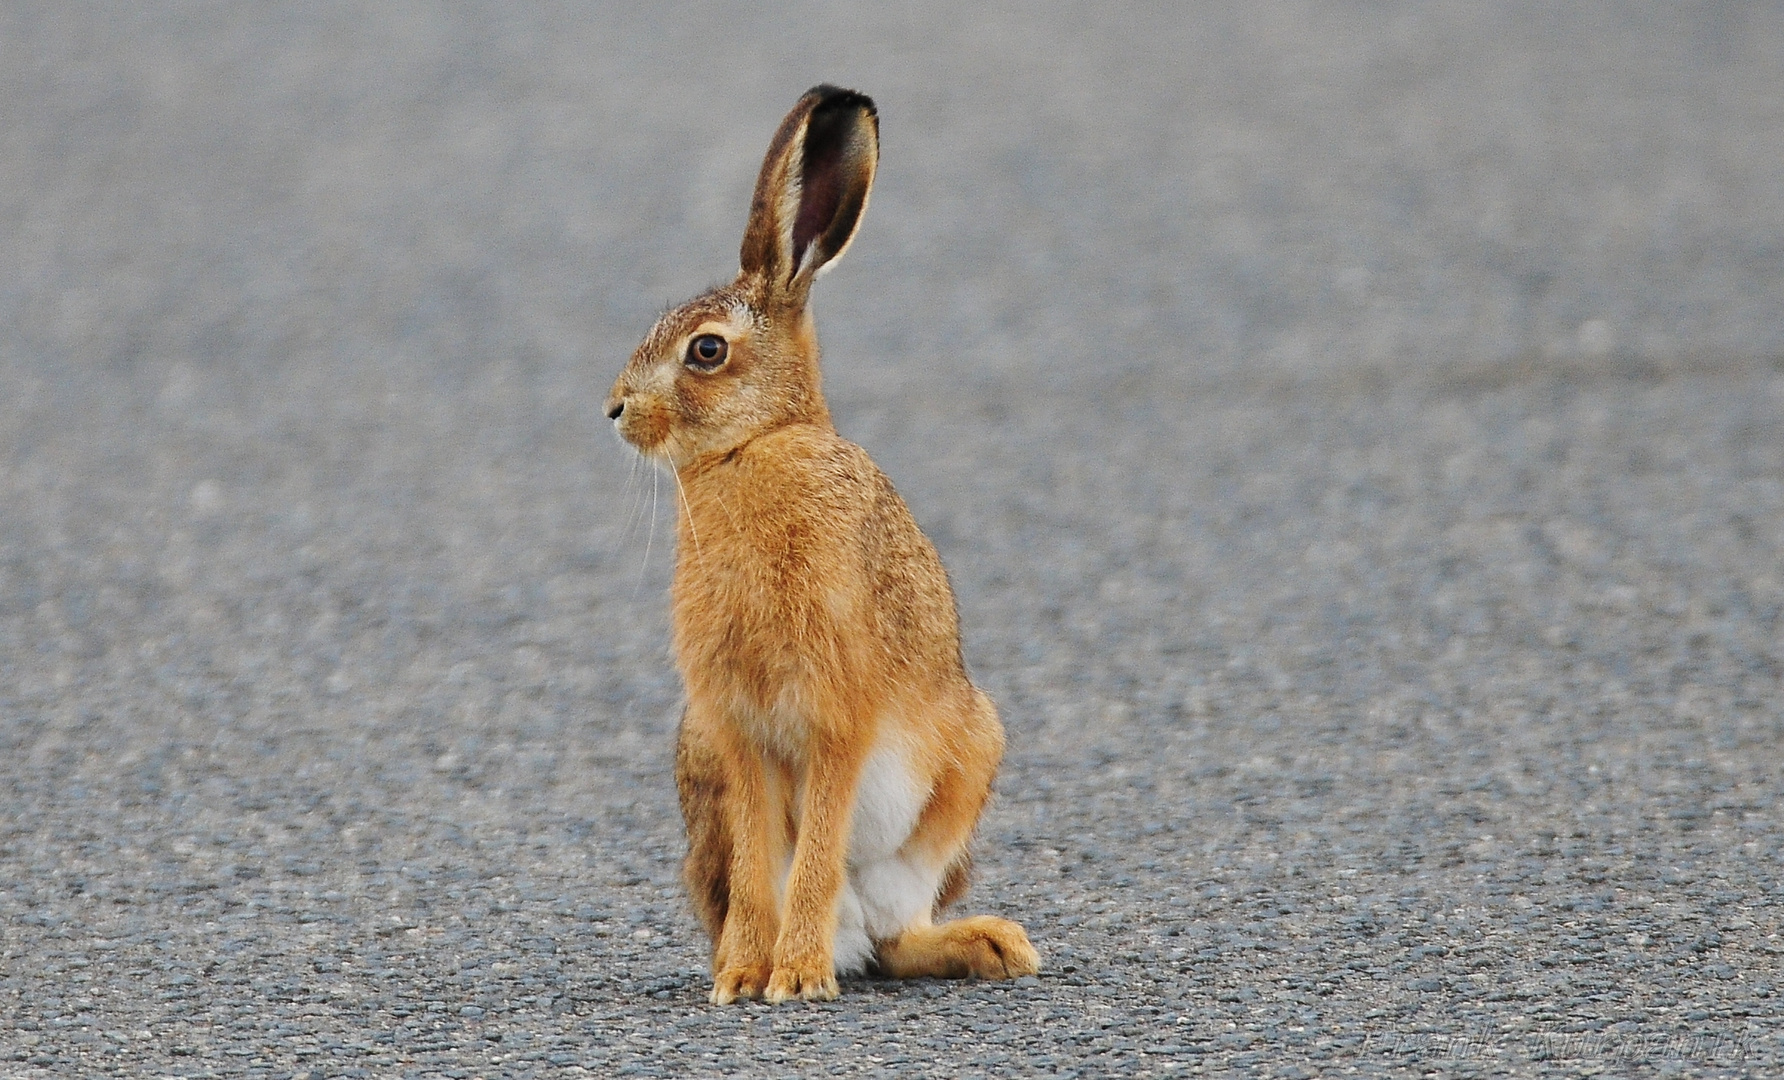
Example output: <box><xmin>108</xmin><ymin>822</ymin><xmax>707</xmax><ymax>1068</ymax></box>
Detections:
<box><xmin>605</xmin><ymin>85</ymin><xmax>1038</xmax><ymax>1004</ymax></box>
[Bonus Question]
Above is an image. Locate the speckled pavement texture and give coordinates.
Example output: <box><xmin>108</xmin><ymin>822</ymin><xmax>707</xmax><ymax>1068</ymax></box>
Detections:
<box><xmin>3</xmin><ymin>3</ymin><xmax>1782</xmax><ymax>1077</ymax></box>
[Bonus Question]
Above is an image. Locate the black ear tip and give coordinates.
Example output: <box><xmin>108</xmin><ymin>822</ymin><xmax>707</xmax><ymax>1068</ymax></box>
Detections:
<box><xmin>804</xmin><ymin>84</ymin><xmax>877</xmax><ymax>120</ymax></box>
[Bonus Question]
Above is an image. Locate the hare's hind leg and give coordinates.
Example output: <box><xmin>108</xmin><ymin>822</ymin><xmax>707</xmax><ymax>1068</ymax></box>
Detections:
<box><xmin>876</xmin><ymin>914</ymin><xmax>1040</xmax><ymax>980</ymax></box>
<box><xmin>675</xmin><ymin>708</ymin><xmax>731</xmax><ymax>946</ymax></box>
<box><xmin>869</xmin><ymin>846</ymin><xmax>1040</xmax><ymax>980</ymax></box>
<box><xmin>869</xmin><ymin>693</ymin><xmax>1039</xmax><ymax>981</ymax></box>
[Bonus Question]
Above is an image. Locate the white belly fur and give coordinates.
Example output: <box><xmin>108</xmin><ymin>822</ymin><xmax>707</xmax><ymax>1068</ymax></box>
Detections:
<box><xmin>849</xmin><ymin>739</ymin><xmax>927</xmax><ymax>863</ymax></box>
<box><xmin>825</xmin><ymin>737</ymin><xmax>946</xmax><ymax>975</ymax></box>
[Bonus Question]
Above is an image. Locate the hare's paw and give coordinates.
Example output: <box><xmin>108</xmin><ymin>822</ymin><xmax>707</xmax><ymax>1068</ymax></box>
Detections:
<box><xmin>952</xmin><ymin>916</ymin><xmax>1040</xmax><ymax>979</ymax></box>
<box><xmin>875</xmin><ymin>916</ymin><xmax>1042</xmax><ymax>980</ymax></box>
<box><xmin>764</xmin><ymin>960</ymin><xmax>839</xmax><ymax>1004</ymax></box>
<box><xmin>710</xmin><ymin>963</ymin><xmax>772</xmax><ymax>1005</ymax></box>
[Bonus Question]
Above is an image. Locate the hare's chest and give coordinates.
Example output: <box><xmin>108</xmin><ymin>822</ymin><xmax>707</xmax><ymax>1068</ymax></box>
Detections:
<box><xmin>670</xmin><ymin>533</ymin><xmax>842</xmax><ymax>718</ymax></box>
<box><xmin>672</xmin><ymin>454</ymin><xmax>876</xmax><ymax>728</ymax></box>
<box><xmin>672</xmin><ymin>525</ymin><xmax>832</xmax><ymax>640</ymax></box>
<box><xmin>675</xmin><ymin>476</ymin><xmax>857</xmax><ymax>635</ymax></box>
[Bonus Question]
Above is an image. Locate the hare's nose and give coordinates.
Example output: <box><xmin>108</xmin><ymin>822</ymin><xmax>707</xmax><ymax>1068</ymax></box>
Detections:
<box><xmin>606</xmin><ymin>400</ymin><xmax>624</xmax><ymax>420</ymax></box>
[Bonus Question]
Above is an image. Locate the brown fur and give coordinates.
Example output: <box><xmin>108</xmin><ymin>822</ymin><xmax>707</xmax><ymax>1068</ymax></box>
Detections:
<box><xmin>607</xmin><ymin>85</ymin><xmax>1037</xmax><ymax>1004</ymax></box>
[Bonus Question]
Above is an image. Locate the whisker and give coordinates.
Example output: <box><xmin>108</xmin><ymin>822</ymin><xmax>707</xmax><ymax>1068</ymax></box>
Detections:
<box><xmin>607</xmin><ymin>451</ymin><xmax>644</xmax><ymax>566</ymax></box>
<box><xmin>625</xmin><ymin>453</ymin><xmax>646</xmax><ymax>535</ymax></box>
<box><xmin>634</xmin><ymin>463</ymin><xmax>660</xmax><ymax>601</ymax></box>
<box><xmin>672</xmin><ymin>465</ymin><xmax>702</xmax><ymax>564</ymax></box>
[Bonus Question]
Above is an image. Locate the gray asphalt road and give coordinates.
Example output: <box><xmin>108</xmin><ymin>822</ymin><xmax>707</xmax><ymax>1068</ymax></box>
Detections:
<box><xmin>3</xmin><ymin>3</ymin><xmax>1782</xmax><ymax>1077</ymax></box>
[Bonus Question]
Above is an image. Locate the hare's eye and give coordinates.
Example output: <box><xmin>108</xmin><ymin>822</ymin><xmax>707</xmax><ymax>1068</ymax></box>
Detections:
<box><xmin>685</xmin><ymin>334</ymin><xmax>728</xmax><ymax>371</ymax></box>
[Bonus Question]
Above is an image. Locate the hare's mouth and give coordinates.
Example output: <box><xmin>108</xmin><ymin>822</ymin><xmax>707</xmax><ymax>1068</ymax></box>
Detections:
<box><xmin>609</xmin><ymin>398</ymin><xmax>671</xmax><ymax>456</ymax></box>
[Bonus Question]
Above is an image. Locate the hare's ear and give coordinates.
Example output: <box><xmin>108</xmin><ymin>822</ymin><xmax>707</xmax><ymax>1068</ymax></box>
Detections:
<box><xmin>739</xmin><ymin>85</ymin><xmax>878</xmax><ymax>297</ymax></box>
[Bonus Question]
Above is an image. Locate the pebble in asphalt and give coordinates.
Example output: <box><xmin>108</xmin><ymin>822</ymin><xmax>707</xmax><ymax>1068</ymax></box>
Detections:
<box><xmin>2</xmin><ymin>4</ymin><xmax>1781</xmax><ymax>1077</ymax></box>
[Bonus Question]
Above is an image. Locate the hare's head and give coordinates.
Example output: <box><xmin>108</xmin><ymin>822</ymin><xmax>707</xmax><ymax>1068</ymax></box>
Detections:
<box><xmin>606</xmin><ymin>86</ymin><xmax>879</xmax><ymax>466</ymax></box>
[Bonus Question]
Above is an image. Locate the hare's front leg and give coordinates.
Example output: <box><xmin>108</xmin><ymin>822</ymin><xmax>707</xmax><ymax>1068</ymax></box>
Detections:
<box><xmin>766</xmin><ymin>733</ymin><xmax>868</xmax><ymax>1003</ymax></box>
<box><xmin>686</xmin><ymin>710</ymin><xmax>784</xmax><ymax>1005</ymax></box>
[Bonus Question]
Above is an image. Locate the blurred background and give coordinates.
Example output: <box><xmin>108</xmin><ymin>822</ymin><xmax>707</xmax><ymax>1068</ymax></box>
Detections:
<box><xmin>2</xmin><ymin>2</ymin><xmax>1781</xmax><ymax>1070</ymax></box>
<box><xmin>6</xmin><ymin>0</ymin><xmax>1779</xmax><ymax>715</ymax></box>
